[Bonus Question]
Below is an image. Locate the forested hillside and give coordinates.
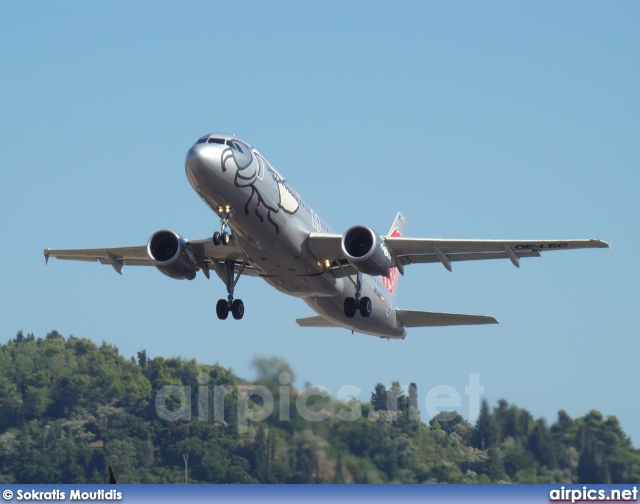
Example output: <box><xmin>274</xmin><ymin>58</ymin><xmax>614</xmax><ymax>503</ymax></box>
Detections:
<box><xmin>0</xmin><ymin>331</ymin><xmax>638</xmax><ymax>484</ymax></box>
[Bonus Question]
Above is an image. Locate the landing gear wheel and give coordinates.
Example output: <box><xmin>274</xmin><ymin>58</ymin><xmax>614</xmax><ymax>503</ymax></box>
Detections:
<box><xmin>216</xmin><ymin>261</ymin><xmax>246</xmax><ymax>322</ymax></box>
<box><xmin>222</xmin><ymin>231</ymin><xmax>231</xmax><ymax>245</ymax></box>
<box><xmin>344</xmin><ymin>297</ymin><xmax>357</xmax><ymax>318</ymax></box>
<box><xmin>213</xmin><ymin>232</ymin><xmax>222</xmax><ymax>246</ymax></box>
<box><xmin>231</xmin><ymin>299</ymin><xmax>244</xmax><ymax>320</ymax></box>
<box><xmin>359</xmin><ymin>297</ymin><xmax>372</xmax><ymax>318</ymax></box>
<box><xmin>216</xmin><ymin>299</ymin><xmax>229</xmax><ymax>320</ymax></box>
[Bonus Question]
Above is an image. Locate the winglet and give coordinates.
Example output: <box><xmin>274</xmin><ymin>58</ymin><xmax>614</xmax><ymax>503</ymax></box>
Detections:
<box><xmin>44</xmin><ymin>249</ymin><xmax>50</xmax><ymax>265</ymax></box>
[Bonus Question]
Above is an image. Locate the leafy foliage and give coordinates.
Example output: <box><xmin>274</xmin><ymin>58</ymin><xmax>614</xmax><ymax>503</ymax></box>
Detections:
<box><xmin>0</xmin><ymin>331</ymin><xmax>638</xmax><ymax>484</ymax></box>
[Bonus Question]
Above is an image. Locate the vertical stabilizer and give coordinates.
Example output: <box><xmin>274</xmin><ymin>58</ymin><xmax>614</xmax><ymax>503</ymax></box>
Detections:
<box><xmin>382</xmin><ymin>212</ymin><xmax>407</xmax><ymax>295</ymax></box>
<box><xmin>386</xmin><ymin>212</ymin><xmax>407</xmax><ymax>238</ymax></box>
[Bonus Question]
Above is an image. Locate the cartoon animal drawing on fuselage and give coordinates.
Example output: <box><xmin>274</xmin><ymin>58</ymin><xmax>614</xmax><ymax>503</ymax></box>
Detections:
<box><xmin>221</xmin><ymin>139</ymin><xmax>299</xmax><ymax>233</ymax></box>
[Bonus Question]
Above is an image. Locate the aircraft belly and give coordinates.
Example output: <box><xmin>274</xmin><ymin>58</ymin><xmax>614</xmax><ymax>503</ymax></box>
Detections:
<box><xmin>264</xmin><ymin>275</ymin><xmax>336</xmax><ymax>298</ymax></box>
<box><xmin>233</xmin><ymin>235</ymin><xmax>337</xmax><ymax>297</ymax></box>
<box><xmin>304</xmin><ymin>296</ymin><xmax>405</xmax><ymax>339</ymax></box>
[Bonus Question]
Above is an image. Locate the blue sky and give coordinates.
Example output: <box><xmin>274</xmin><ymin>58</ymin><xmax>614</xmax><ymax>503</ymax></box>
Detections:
<box><xmin>1</xmin><ymin>2</ymin><xmax>638</xmax><ymax>445</ymax></box>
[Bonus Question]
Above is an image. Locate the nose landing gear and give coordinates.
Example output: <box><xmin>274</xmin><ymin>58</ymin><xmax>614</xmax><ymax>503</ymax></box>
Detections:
<box><xmin>213</xmin><ymin>206</ymin><xmax>234</xmax><ymax>246</ymax></box>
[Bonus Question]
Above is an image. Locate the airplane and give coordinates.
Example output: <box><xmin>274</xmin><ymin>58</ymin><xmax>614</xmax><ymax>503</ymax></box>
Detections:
<box><xmin>44</xmin><ymin>133</ymin><xmax>610</xmax><ymax>339</ymax></box>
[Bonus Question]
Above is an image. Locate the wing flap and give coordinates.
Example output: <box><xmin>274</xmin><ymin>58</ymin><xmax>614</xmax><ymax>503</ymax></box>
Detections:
<box><xmin>97</xmin><ymin>257</ymin><xmax>152</xmax><ymax>267</ymax></box>
<box><xmin>396</xmin><ymin>309</ymin><xmax>498</xmax><ymax>327</ymax></box>
<box><xmin>306</xmin><ymin>233</ymin><xmax>343</xmax><ymax>262</ymax></box>
<box><xmin>189</xmin><ymin>236</ymin><xmax>244</xmax><ymax>262</ymax></box>
<box><xmin>399</xmin><ymin>250</ymin><xmax>541</xmax><ymax>266</ymax></box>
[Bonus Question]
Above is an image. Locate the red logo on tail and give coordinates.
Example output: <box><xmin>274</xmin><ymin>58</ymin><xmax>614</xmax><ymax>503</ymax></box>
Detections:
<box><xmin>381</xmin><ymin>228</ymin><xmax>401</xmax><ymax>294</ymax></box>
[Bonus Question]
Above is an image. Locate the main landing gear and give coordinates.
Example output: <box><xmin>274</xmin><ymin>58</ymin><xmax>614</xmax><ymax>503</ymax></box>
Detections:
<box><xmin>216</xmin><ymin>298</ymin><xmax>244</xmax><ymax>320</ymax></box>
<box><xmin>344</xmin><ymin>271</ymin><xmax>372</xmax><ymax>319</ymax></box>
<box><xmin>216</xmin><ymin>261</ymin><xmax>246</xmax><ymax>320</ymax></box>
<box><xmin>213</xmin><ymin>205</ymin><xmax>234</xmax><ymax>246</ymax></box>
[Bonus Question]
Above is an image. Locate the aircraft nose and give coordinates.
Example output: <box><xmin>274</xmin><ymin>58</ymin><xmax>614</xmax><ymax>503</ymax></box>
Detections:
<box><xmin>185</xmin><ymin>143</ymin><xmax>221</xmax><ymax>179</ymax></box>
<box><xmin>185</xmin><ymin>145</ymin><xmax>199</xmax><ymax>175</ymax></box>
<box><xmin>185</xmin><ymin>138</ymin><xmax>234</xmax><ymax>202</ymax></box>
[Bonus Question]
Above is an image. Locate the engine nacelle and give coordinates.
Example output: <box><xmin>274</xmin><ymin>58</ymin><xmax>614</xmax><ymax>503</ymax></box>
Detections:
<box><xmin>341</xmin><ymin>225</ymin><xmax>393</xmax><ymax>277</ymax></box>
<box><xmin>147</xmin><ymin>230</ymin><xmax>198</xmax><ymax>280</ymax></box>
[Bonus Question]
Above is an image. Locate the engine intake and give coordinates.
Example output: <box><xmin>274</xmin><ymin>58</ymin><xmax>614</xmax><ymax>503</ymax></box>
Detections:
<box><xmin>147</xmin><ymin>230</ymin><xmax>198</xmax><ymax>280</ymax></box>
<box><xmin>341</xmin><ymin>225</ymin><xmax>393</xmax><ymax>277</ymax></box>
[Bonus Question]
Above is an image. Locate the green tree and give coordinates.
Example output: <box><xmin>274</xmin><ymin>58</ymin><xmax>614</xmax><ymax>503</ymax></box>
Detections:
<box><xmin>472</xmin><ymin>400</ymin><xmax>498</xmax><ymax>449</ymax></box>
<box><xmin>528</xmin><ymin>419</ymin><xmax>558</xmax><ymax>470</ymax></box>
<box><xmin>578</xmin><ymin>437</ymin><xmax>610</xmax><ymax>483</ymax></box>
<box><xmin>371</xmin><ymin>383</ymin><xmax>387</xmax><ymax>411</ymax></box>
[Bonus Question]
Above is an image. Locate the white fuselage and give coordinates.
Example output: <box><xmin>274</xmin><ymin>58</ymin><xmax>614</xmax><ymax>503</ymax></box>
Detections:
<box><xmin>185</xmin><ymin>133</ymin><xmax>406</xmax><ymax>339</ymax></box>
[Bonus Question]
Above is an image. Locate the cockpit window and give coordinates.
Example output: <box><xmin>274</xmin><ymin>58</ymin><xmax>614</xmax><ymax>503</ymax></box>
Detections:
<box><xmin>196</xmin><ymin>136</ymin><xmax>208</xmax><ymax>144</ymax></box>
<box><xmin>207</xmin><ymin>138</ymin><xmax>225</xmax><ymax>144</ymax></box>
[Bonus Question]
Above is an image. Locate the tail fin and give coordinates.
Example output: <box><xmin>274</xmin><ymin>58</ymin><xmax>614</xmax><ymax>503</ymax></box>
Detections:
<box><xmin>386</xmin><ymin>212</ymin><xmax>407</xmax><ymax>238</ymax></box>
<box><xmin>382</xmin><ymin>212</ymin><xmax>407</xmax><ymax>295</ymax></box>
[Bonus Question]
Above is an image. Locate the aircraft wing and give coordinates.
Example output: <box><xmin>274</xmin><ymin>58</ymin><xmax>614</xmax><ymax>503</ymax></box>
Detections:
<box><xmin>307</xmin><ymin>233</ymin><xmax>609</xmax><ymax>272</ymax></box>
<box><xmin>388</xmin><ymin>237</ymin><xmax>610</xmax><ymax>271</ymax></box>
<box><xmin>44</xmin><ymin>245</ymin><xmax>152</xmax><ymax>270</ymax></box>
<box><xmin>44</xmin><ymin>235</ymin><xmax>262</xmax><ymax>277</ymax></box>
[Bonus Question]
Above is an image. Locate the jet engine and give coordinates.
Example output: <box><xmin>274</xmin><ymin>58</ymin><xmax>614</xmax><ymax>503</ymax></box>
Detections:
<box><xmin>341</xmin><ymin>225</ymin><xmax>393</xmax><ymax>277</ymax></box>
<box><xmin>147</xmin><ymin>230</ymin><xmax>198</xmax><ymax>280</ymax></box>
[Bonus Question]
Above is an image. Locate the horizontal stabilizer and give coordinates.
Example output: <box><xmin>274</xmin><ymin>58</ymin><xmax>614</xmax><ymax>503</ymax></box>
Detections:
<box><xmin>296</xmin><ymin>316</ymin><xmax>340</xmax><ymax>328</ymax></box>
<box><xmin>396</xmin><ymin>309</ymin><xmax>498</xmax><ymax>327</ymax></box>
